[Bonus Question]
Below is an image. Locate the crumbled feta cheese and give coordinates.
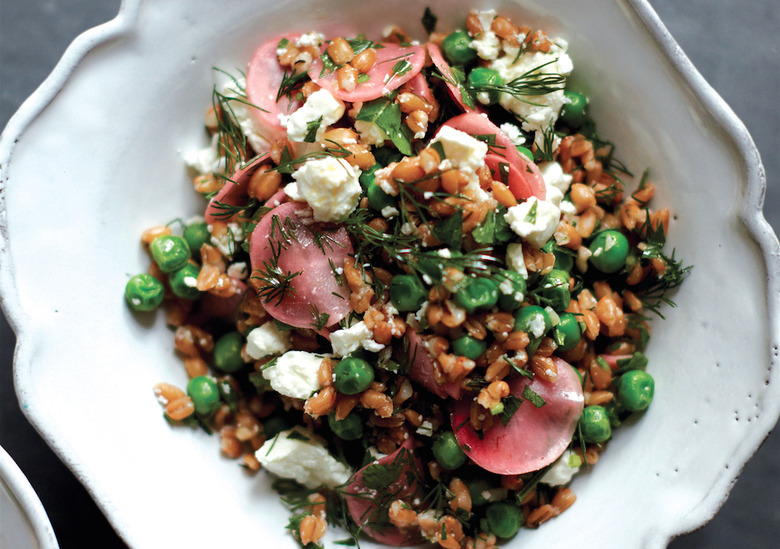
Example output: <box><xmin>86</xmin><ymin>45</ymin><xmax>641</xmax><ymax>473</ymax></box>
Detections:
<box><xmin>499</xmin><ymin>122</ymin><xmax>526</xmax><ymax>146</ymax></box>
<box><xmin>288</xmin><ymin>157</ymin><xmax>362</xmax><ymax>221</ymax></box>
<box><xmin>437</xmin><ymin>248</ymin><xmax>452</xmax><ymax>259</ymax></box>
<box><xmin>210</xmin><ymin>222</ymin><xmax>244</xmax><ymax>257</ymax></box>
<box><xmin>416</xmin><ymin>420</ymin><xmax>434</xmax><ymax>437</ymax></box>
<box><xmin>246</xmin><ymin>322</ymin><xmax>291</xmax><ymax>360</ymax></box>
<box><xmin>282</xmin><ymin>89</ymin><xmax>345</xmax><ymax>142</ymax></box>
<box><xmin>330</xmin><ymin>321</ymin><xmax>386</xmax><ymax>357</ymax></box>
<box><xmin>560</xmin><ymin>199</ymin><xmax>576</xmax><ymax>217</ymax></box>
<box><xmin>528</xmin><ymin>314</ymin><xmax>546</xmax><ymax>338</ymax></box>
<box><xmin>296</xmin><ymin>31</ymin><xmax>325</xmax><ymax>48</ymax></box>
<box><xmin>354</xmin><ymin>120</ymin><xmax>387</xmax><ymax>147</ymax></box>
<box><xmin>504</xmin><ymin>197</ymin><xmax>561</xmax><ymax>248</ymax></box>
<box><xmin>226</xmin><ymin>262</ymin><xmax>248</xmax><ymax>279</ymax></box>
<box><xmin>256</xmin><ymin>427</ymin><xmax>351</xmax><ymax>489</ymax></box>
<box><xmin>539</xmin><ymin>160</ymin><xmax>573</xmax><ymax>208</ymax></box>
<box><xmin>262</xmin><ymin>350</ymin><xmax>323</xmax><ymax>399</ymax></box>
<box><xmin>400</xmin><ymin>221</ymin><xmax>416</xmax><ymax>235</ymax></box>
<box><xmin>490</xmin><ymin>41</ymin><xmax>574</xmax><ymax>138</ymax></box>
<box><xmin>184</xmin><ymin>134</ymin><xmax>227</xmax><ymax>175</ymax></box>
<box><xmin>381</xmin><ymin>206</ymin><xmax>400</xmax><ymax>218</ymax></box>
<box><xmin>431</xmin><ymin>126</ymin><xmax>488</xmax><ymax>174</ymax></box>
<box><xmin>540</xmin><ymin>450</ymin><xmax>581</xmax><ymax>486</ymax></box>
<box><xmin>505</xmin><ymin>242</ymin><xmax>528</xmax><ymax>279</ymax></box>
<box><xmin>374</xmin><ymin>165</ymin><xmax>399</xmax><ymax>196</ymax></box>
<box><xmin>469</xmin><ymin>10</ymin><xmax>500</xmax><ymax>60</ymax></box>
<box><xmin>498</xmin><ymin>278</ymin><xmax>514</xmax><ymax>295</ymax></box>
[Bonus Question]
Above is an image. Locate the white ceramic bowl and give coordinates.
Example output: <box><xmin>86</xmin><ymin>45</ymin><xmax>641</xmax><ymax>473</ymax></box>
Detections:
<box><xmin>1</xmin><ymin>0</ymin><xmax>778</xmax><ymax>547</ymax></box>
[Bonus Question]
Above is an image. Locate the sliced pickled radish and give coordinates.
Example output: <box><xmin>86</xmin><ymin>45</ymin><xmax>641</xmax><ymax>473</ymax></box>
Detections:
<box><xmin>427</xmin><ymin>43</ymin><xmax>483</xmax><ymax>114</ymax></box>
<box><xmin>406</xmin><ymin>329</ymin><xmax>461</xmax><ymax>400</ymax></box>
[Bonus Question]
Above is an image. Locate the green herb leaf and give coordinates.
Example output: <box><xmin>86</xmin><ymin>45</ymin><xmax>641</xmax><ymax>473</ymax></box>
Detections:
<box><xmin>432</xmin><ymin>210</ymin><xmax>463</xmax><ymax>249</ymax></box>
<box><xmin>498</xmin><ymin>395</ymin><xmax>523</xmax><ymax>426</ymax></box>
<box><xmin>361</xmin><ymin>461</ymin><xmax>403</xmax><ymax>491</ymax></box>
<box><xmin>522</xmin><ymin>385</ymin><xmax>546</xmax><ymax>408</ymax></box>
<box><xmin>615</xmin><ymin>351</ymin><xmax>648</xmax><ymax>375</ymax></box>
<box><xmin>524</xmin><ymin>200</ymin><xmax>538</xmax><ymax>223</ymax></box>
<box><xmin>356</xmin><ymin>98</ymin><xmax>413</xmax><ymax>155</ymax></box>
<box><xmin>304</xmin><ymin>116</ymin><xmax>323</xmax><ymax>143</ymax></box>
<box><xmin>422</xmin><ymin>7</ymin><xmax>438</xmax><ymax>34</ymax></box>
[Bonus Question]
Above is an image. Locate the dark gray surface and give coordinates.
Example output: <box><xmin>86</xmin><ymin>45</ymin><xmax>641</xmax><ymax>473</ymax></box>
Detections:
<box><xmin>0</xmin><ymin>1</ymin><xmax>777</xmax><ymax>547</ymax></box>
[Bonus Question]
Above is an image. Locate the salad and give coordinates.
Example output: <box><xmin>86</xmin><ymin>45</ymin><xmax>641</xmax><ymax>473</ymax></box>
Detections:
<box><xmin>125</xmin><ymin>7</ymin><xmax>689</xmax><ymax>548</ymax></box>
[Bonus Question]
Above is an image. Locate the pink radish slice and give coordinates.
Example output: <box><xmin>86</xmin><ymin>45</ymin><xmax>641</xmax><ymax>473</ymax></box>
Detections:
<box><xmin>405</xmin><ymin>72</ymin><xmax>435</xmax><ymax>105</ymax></box>
<box><xmin>443</xmin><ymin>112</ymin><xmax>546</xmax><ymax>200</ymax></box>
<box><xmin>406</xmin><ymin>329</ymin><xmax>461</xmax><ymax>400</ymax></box>
<box><xmin>344</xmin><ymin>439</ymin><xmax>423</xmax><ymax>546</ymax></box>
<box><xmin>263</xmin><ymin>188</ymin><xmax>288</xmax><ymax>208</ymax></box>
<box><xmin>204</xmin><ymin>156</ymin><xmax>267</xmax><ymax>224</ymax></box>
<box><xmin>426</xmin><ymin>43</ymin><xmax>483</xmax><ymax>114</ymax></box>
<box><xmin>246</xmin><ymin>35</ymin><xmax>302</xmax><ymax>144</ymax></box>
<box><xmin>249</xmin><ymin>202</ymin><xmax>352</xmax><ymax>328</ymax></box>
<box><xmin>450</xmin><ymin>357</ymin><xmax>584</xmax><ymax>475</ymax></box>
<box><xmin>484</xmin><ymin>154</ymin><xmax>535</xmax><ymax>201</ymax></box>
<box><xmin>308</xmin><ymin>43</ymin><xmax>425</xmax><ymax>102</ymax></box>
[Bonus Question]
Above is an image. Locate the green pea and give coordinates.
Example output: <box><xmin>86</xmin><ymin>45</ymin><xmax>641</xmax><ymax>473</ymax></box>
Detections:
<box><xmin>513</xmin><ymin>305</ymin><xmax>552</xmax><ymax>337</ymax></box>
<box><xmin>432</xmin><ymin>432</ymin><xmax>466</xmax><ymax>470</ymax></box>
<box><xmin>328</xmin><ymin>413</ymin><xmax>364</xmax><ymax>441</ymax></box>
<box><xmin>560</xmin><ymin>90</ymin><xmax>589</xmax><ymax>129</ymax></box>
<box><xmin>485</xmin><ymin>502</ymin><xmax>523</xmax><ymax>538</ymax></box>
<box><xmin>183</xmin><ymin>222</ymin><xmax>211</xmax><ymax>258</ymax></box>
<box><xmin>441</xmin><ymin>29</ymin><xmax>478</xmax><ymax>65</ymax></box>
<box><xmin>494</xmin><ymin>270</ymin><xmax>526</xmax><ymax>311</ymax></box>
<box><xmin>617</xmin><ymin>370</ymin><xmax>655</xmax><ymax>412</ymax></box>
<box><xmin>389</xmin><ymin>274</ymin><xmax>427</xmax><ymax>312</ymax></box>
<box><xmin>553</xmin><ymin>312</ymin><xmax>582</xmax><ymax>351</ymax></box>
<box><xmin>125</xmin><ymin>274</ymin><xmax>164</xmax><ymax>312</ymax></box>
<box><xmin>334</xmin><ymin>357</ymin><xmax>375</xmax><ymax>395</ymax></box>
<box><xmin>454</xmin><ymin>277</ymin><xmax>499</xmax><ymax>313</ymax></box>
<box><xmin>452</xmin><ymin>335</ymin><xmax>488</xmax><ymax>360</ymax></box>
<box><xmin>217</xmin><ymin>377</ymin><xmax>240</xmax><ymax>411</ymax></box>
<box><xmin>579</xmin><ymin>405</ymin><xmax>612</xmax><ymax>443</ymax></box>
<box><xmin>467</xmin><ymin>67</ymin><xmax>504</xmax><ymax>105</ymax></box>
<box><xmin>213</xmin><ymin>331</ymin><xmax>247</xmax><ymax>373</ymax></box>
<box><xmin>168</xmin><ymin>264</ymin><xmax>201</xmax><ymax>300</ymax></box>
<box><xmin>359</xmin><ymin>164</ymin><xmax>381</xmax><ymax>191</ymax></box>
<box><xmin>589</xmin><ymin>230</ymin><xmax>630</xmax><ymax>274</ymax></box>
<box><xmin>539</xmin><ymin>269</ymin><xmax>571</xmax><ymax>311</ymax></box>
<box><xmin>516</xmin><ymin>146</ymin><xmax>534</xmax><ymax>162</ymax></box>
<box><xmin>366</xmin><ymin>181</ymin><xmax>397</xmax><ymax>212</ymax></box>
<box><xmin>149</xmin><ymin>235</ymin><xmax>191</xmax><ymax>273</ymax></box>
<box><xmin>187</xmin><ymin>376</ymin><xmax>220</xmax><ymax>416</ymax></box>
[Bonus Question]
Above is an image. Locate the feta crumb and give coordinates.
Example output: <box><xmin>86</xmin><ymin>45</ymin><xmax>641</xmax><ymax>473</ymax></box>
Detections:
<box><xmin>216</xmin><ymin>77</ymin><xmax>270</xmax><ymax>153</ymax></box>
<box><xmin>505</xmin><ymin>242</ymin><xmax>528</xmax><ymax>279</ymax></box>
<box><xmin>330</xmin><ymin>321</ymin><xmax>386</xmax><ymax>357</ymax></box>
<box><xmin>400</xmin><ymin>222</ymin><xmax>416</xmax><ymax>235</ymax></box>
<box><xmin>540</xmin><ymin>450</ymin><xmax>581</xmax><ymax>486</ymax></box>
<box><xmin>256</xmin><ymin>427</ymin><xmax>351</xmax><ymax>488</ymax></box>
<box><xmin>184</xmin><ymin>134</ymin><xmax>227</xmax><ymax>175</ymax></box>
<box><xmin>246</xmin><ymin>322</ymin><xmax>291</xmax><ymax>360</ymax></box>
<box><xmin>504</xmin><ymin>197</ymin><xmax>561</xmax><ymax>248</ymax></box>
<box><xmin>354</xmin><ymin>120</ymin><xmax>387</xmax><ymax>147</ymax></box>
<box><xmin>226</xmin><ymin>262</ymin><xmax>248</xmax><ymax>279</ymax></box>
<box><xmin>210</xmin><ymin>222</ymin><xmax>244</xmax><ymax>257</ymax></box>
<box><xmin>283</xmin><ymin>89</ymin><xmax>345</xmax><ymax>143</ymax></box>
<box><xmin>498</xmin><ymin>278</ymin><xmax>514</xmax><ymax>295</ymax></box>
<box><xmin>289</xmin><ymin>157</ymin><xmax>362</xmax><ymax>221</ymax></box>
<box><xmin>499</xmin><ymin>122</ymin><xmax>526</xmax><ymax>146</ymax></box>
<box><xmin>296</xmin><ymin>32</ymin><xmax>325</xmax><ymax>48</ymax></box>
<box><xmin>262</xmin><ymin>350</ymin><xmax>323</xmax><ymax>399</ymax></box>
<box><xmin>490</xmin><ymin>40</ymin><xmax>574</xmax><ymax>139</ymax></box>
<box><xmin>381</xmin><ymin>206</ymin><xmax>400</xmax><ymax>218</ymax></box>
<box><xmin>437</xmin><ymin>248</ymin><xmax>452</xmax><ymax>258</ymax></box>
<box><xmin>416</xmin><ymin>420</ymin><xmax>434</xmax><ymax>437</ymax></box>
<box><xmin>430</xmin><ymin>126</ymin><xmax>488</xmax><ymax>174</ymax></box>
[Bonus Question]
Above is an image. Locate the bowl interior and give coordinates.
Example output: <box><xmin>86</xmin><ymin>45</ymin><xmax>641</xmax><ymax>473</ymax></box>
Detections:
<box><xmin>2</xmin><ymin>0</ymin><xmax>775</xmax><ymax>547</ymax></box>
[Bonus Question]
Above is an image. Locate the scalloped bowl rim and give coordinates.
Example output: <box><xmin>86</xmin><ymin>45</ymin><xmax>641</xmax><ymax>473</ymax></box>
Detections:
<box><xmin>0</xmin><ymin>0</ymin><xmax>778</xmax><ymax>547</ymax></box>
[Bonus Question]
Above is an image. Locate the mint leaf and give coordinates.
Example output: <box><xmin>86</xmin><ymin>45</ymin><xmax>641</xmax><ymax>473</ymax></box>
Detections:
<box><xmin>498</xmin><ymin>395</ymin><xmax>523</xmax><ymax>425</ymax></box>
<box><xmin>304</xmin><ymin>116</ymin><xmax>323</xmax><ymax>143</ymax></box>
<box><xmin>614</xmin><ymin>351</ymin><xmax>648</xmax><ymax>375</ymax></box>
<box><xmin>432</xmin><ymin>209</ymin><xmax>463</xmax><ymax>249</ymax></box>
<box><xmin>361</xmin><ymin>462</ymin><xmax>402</xmax><ymax>490</ymax></box>
<box><xmin>422</xmin><ymin>7</ymin><xmax>438</xmax><ymax>34</ymax></box>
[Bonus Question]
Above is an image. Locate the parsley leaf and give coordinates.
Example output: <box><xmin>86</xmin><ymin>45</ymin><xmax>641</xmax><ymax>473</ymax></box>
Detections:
<box><xmin>422</xmin><ymin>7</ymin><xmax>438</xmax><ymax>34</ymax></box>
<box><xmin>432</xmin><ymin>210</ymin><xmax>463</xmax><ymax>249</ymax></box>
<box><xmin>498</xmin><ymin>395</ymin><xmax>523</xmax><ymax>425</ymax></box>
<box><xmin>356</xmin><ymin>98</ymin><xmax>413</xmax><ymax>155</ymax></box>
<box><xmin>472</xmin><ymin>206</ymin><xmax>513</xmax><ymax>245</ymax></box>
<box><xmin>361</xmin><ymin>461</ymin><xmax>403</xmax><ymax>490</ymax></box>
<box><xmin>522</xmin><ymin>385</ymin><xmax>546</xmax><ymax>408</ymax></box>
<box><xmin>304</xmin><ymin>116</ymin><xmax>323</xmax><ymax>143</ymax></box>
<box><xmin>614</xmin><ymin>351</ymin><xmax>648</xmax><ymax>375</ymax></box>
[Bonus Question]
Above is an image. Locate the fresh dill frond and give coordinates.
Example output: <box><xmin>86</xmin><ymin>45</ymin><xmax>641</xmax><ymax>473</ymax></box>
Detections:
<box><xmin>468</xmin><ymin>58</ymin><xmax>565</xmax><ymax>106</ymax></box>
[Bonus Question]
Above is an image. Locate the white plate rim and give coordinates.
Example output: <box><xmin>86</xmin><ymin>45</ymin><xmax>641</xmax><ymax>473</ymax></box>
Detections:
<box><xmin>0</xmin><ymin>0</ymin><xmax>778</xmax><ymax>546</ymax></box>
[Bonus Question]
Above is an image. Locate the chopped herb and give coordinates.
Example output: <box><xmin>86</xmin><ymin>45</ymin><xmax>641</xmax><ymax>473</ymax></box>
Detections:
<box><xmin>286</xmin><ymin>430</ymin><xmax>311</xmax><ymax>441</ymax></box>
<box><xmin>304</xmin><ymin>115</ymin><xmax>323</xmax><ymax>143</ymax></box>
<box><xmin>357</xmin><ymin>73</ymin><xmax>371</xmax><ymax>83</ymax></box>
<box><xmin>432</xmin><ymin>210</ymin><xmax>463</xmax><ymax>249</ymax></box>
<box><xmin>524</xmin><ymin>200</ymin><xmax>538</xmax><ymax>223</ymax></box>
<box><xmin>391</xmin><ymin>58</ymin><xmax>413</xmax><ymax>78</ymax></box>
<box><xmin>498</xmin><ymin>395</ymin><xmax>523</xmax><ymax>425</ymax></box>
<box><xmin>615</xmin><ymin>351</ymin><xmax>648</xmax><ymax>375</ymax></box>
<box><xmin>356</xmin><ymin>97</ymin><xmax>413</xmax><ymax>155</ymax></box>
<box><xmin>422</xmin><ymin>6</ymin><xmax>438</xmax><ymax>34</ymax></box>
<box><xmin>309</xmin><ymin>305</ymin><xmax>331</xmax><ymax>331</ymax></box>
<box><xmin>361</xmin><ymin>461</ymin><xmax>403</xmax><ymax>491</ymax></box>
<box><xmin>521</xmin><ymin>385</ymin><xmax>547</xmax><ymax>408</ymax></box>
